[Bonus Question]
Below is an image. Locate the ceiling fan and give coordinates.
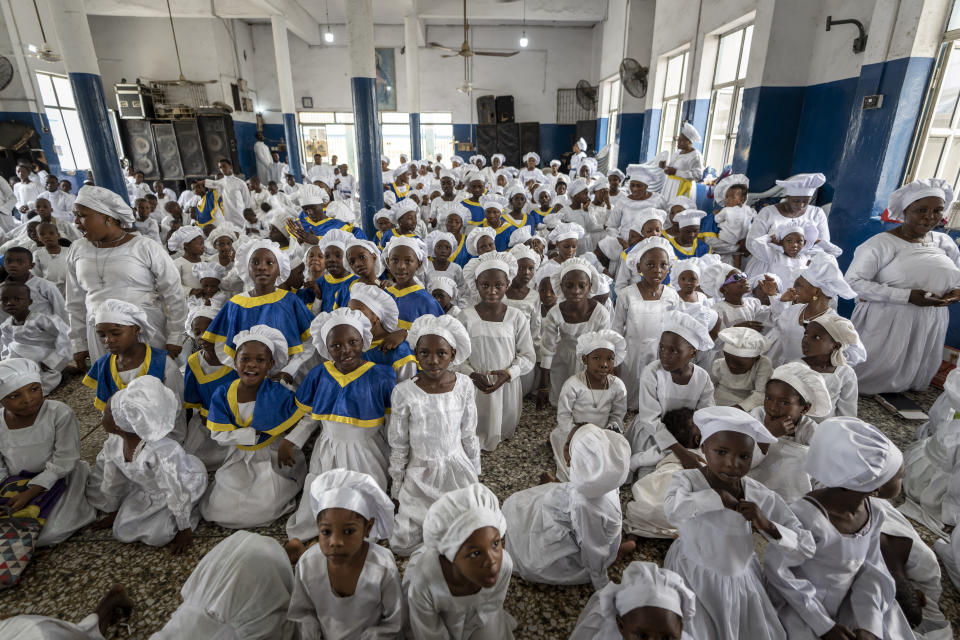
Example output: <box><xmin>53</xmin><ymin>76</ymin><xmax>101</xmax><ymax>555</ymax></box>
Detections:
<box><xmin>24</xmin><ymin>0</ymin><xmax>61</xmax><ymax>63</ymax></box>
<box><xmin>454</xmin><ymin>55</ymin><xmax>495</xmax><ymax>95</ymax></box>
<box><xmin>428</xmin><ymin>0</ymin><xmax>519</xmax><ymax>58</ymax></box>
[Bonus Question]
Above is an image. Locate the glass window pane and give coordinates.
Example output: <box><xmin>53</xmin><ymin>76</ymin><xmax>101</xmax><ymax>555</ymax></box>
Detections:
<box><xmin>61</xmin><ymin>109</ymin><xmax>90</xmax><ymax>169</ymax></box>
<box><xmin>45</xmin><ymin>108</ymin><xmax>76</xmax><ymax>171</ymax></box>
<box><xmin>918</xmin><ymin>136</ymin><xmax>947</xmax><ymax>179</ymax></box>
<box><xmin>933</xmin><ymin>46</ymin><xmax>960</xmax><ymax>129</ymax></box>
<box><xmin>421</xmin><ymin>112</ymin><xmax>452</xmax><ymax>124</ymax></box>
<box><xmin>422</xmin><ymin>123</ymin><xmax>454</xmax><ymax>161</ymax></box>
<box><xmin>36</xmin><ymin>73</ymin><xmax>57</xmax><ymax>107</ymax></box>
<box><xmin>660</xmin><ymin>99</ymin><xmax>678</xmax><ymax>153</ymax></box>
<box><xmin>950</xmin><ymin>0</ymin><xmax>960</xmax><ymax>31</ymax></box>
<box><xmin>301</xmin><ymin>125</ymin><xmax>327</xmax><ymax>161</ymax></box>
<box><xmin>739</xmin><ymin>25</ymin><xmax>754</xmax><ymax>80</ymax></box>
<box><xmin>941</xmin><ymin>139</ymin><xmax>960</xmax><ymax>190</ymax></box>
<box><xmin>665</xmin><ymin>54</ymin><xmax>684</xmax><ymax>97</ymax></box>
<box><xmin>610</xmin><ymin>79</ymin><xmax>621</xmax><ymax>108</ymax></box>
<box><xmin>381</xmin><ymin>112</ymin><xmax>409</xmax><ymax>124</ymax></box>
<box><xmin>713</xmin><ymin>87</ymin><xmax>734</xmax><ymax>135</ymax></box>
<box><xmin>335</xmin><ymin>112</ymin><xmax>354</xmax><ymax>124</ymax></box>
<box><xmin>607</xmin><ymin>112</ymin><xmax>618</xmax><ymax>147</ymax></box>
<box><xmin>52</xmin><ymin>75</ymin><xmax>75</xmax><ymax>108</ymax></box>
<box><xmin>715</xmin><ymin>29</ymin><xmax>743</xmax><ymax>85</ymax></box>
<box><xmin>299</xmin><ymin>112</ymin><xmax>334</xmax><ymax>124</ymax></box>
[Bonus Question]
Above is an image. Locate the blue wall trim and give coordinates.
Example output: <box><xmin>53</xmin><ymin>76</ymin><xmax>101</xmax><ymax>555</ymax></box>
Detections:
<box><xmin>409</xmin><ymin>112</ymin><xmax>421</xmax><ymax>160</ymax></box>
<box><xmin>351</xmin><ymin>76</ymin><xmax>382</xmax><ymax>236</ymax></box>
<box><xmin>69</xmin><ymin>72</ymin><xmax>129</xmax><ymax>202</ymax></box>
<box><xmin>282</xmin><ymin>113</ymin><xmax>302</xmax><ymax>183</ymax></box>
<box><xmin>617</xmin><ymin>112</ymin><xmax>645</xmax><ymax>170</ymax></box>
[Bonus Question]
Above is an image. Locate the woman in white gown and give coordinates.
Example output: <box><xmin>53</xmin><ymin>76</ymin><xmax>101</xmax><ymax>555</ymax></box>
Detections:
<box><xmin>846</xmin><ymin>178</ymin><xmax>960</xmax><ymax>394</ymax></box>
<box><xmin>502</xmin><ymin>424</ymin><xmax>630</xmax><ymax>589</ymax></box>
<box><xmin>745</xmin><ymin>172</ymin><xmax>830</xmax><ymax>248</ymax></box>
<box><xmin>65</xmin><ymin>185</ymin><xmax>187</xmax><ymax>365</ymax></box>
<box><xmin>660</xmin><ymin>123</ymin><xmax>704</xmax><ymax>202</ymax></box>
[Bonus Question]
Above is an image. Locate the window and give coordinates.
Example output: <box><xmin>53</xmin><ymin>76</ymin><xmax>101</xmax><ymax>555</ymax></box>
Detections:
<box><xmin>35</xmin><ymin>72</ymin><xmax>90</xmax><ymax>172</ymax></box>
<box><xmin>421</xmin><ymin>112</ymin><xmax>454</xmax><ymax>162</ymax></box>
<box><xmin>704</xmin><ymin>24</ymin><xmax>753</xmax><ymax>170</ymax></box>
<box><xmin>657</xmin><ymin>51</ymin><xmax>689</xmax><ymax>154</ymax></box>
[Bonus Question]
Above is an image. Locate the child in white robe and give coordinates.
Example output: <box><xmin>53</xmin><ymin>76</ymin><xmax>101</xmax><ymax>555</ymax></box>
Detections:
<box><xmin>457</xmin><ymin>252</ymin><xmax>536</xmax><ymax>451</ymax></box>
<box><xmin>799</xmin><ymin>314</ymin><xmax>863</xmax><ymax>419</ymax></box>
<box><xmin>711</xmin><ymin>326</ymin><xmax>773</xmax><ymax>411</ymax></box>
<box><xmin>764</xmin><ymin>417</ymin><xmax>916</xmax><ymax>640</ymax></box>
<box><xmin>746</xmin><ymin>218</ymin><xmax>842</xmax><ymax>288</ymax></box>
<box><xmin>570</xmin><ymin>561</ymin><xmax>697</xmax><ymax>640</ymax></box>
<box><xmin>613</xmin><ymin>237</ymin><xmax>681</xmax><ymax>410</ymax></box>
<box><xmin>0</xmin><ymin>246</ymin><xmax>68</xmax><ymax>324</ymax></box>
<box><xmin>548</xmin><ymin>330</ymin><xmax>628</xmax><ymax>482</ymax></box>
<box><xmin>710</xmin><ymin>173</ymin><xmax>754</xmax><ymax>268</ymax></box>
<box><xmin>701</xmin><ymin>261</ymin><xmax>770</xmax><ymax>331</ymax></box>
<box><xmin>403</xmin><ymin>483</ymin><xmax>517</xmax><ymax>640</ymax></box>
<box><xmin>660</xmin><ymin>123</ymin><xmax>704</xmax><ymax>202</ymax></box>
<box><xmin>424</xmin><ymin>229</ymin><xmax>465</xmax><ymax>291</ymax></box>
<box><xmin>186</xmin><ymin>262</ymin><xmax>229</xmax><ymax>309</ymax></box>
<box><xmin>504</xmin><ymin>244</ymin><xmax>541</xmax><ymax>395</ymax></box>
<box><xmin>33</xmin><ymin>221</ymin><xmax>68</xmax><ymax>297</ymax></box>
<box><xmin>665</xmin><ymin>406</ymin><xmax>815</xmax><ymax>640</ymax></box>
<box><xmin>0</xmin><ymin>280</ymin><xmax>72</xmax><ymax>394</ymax></box>
<box><xmin>286</xmin><ymin>470</ymin><xmax>403</xmax><ymax>639</ymax></box>
<box><xmin>537</xmin><ymin>257</ymin><xmax>610</xmax><ymax>407</ymax></box>
<box><xmin>628</xmin><ymin>311</ymin><xmax>715</xmax><ymax>476</ymax></box>
<box><xmin>0</xmin><ymin>359</ymin><xmax>96</xmax><ymax>547</ymax></box>
<box><xmin>166</xmin><ymin>225</ymin><xmax>205</xmax><ymax>299</ymax></box>
<box><xmin>748</xmin><ymin>361</ymin><xmax>832</xmax><ymax>503</ymax></box>
<box><xmin>429</xmin><ymin>274</ymin><xmax>462</xmax><ymax>318</ymax></box>
<box><xmin>180</xmin><ymin>304</ymin><xmax>231</xmax><ymax>469</ymax></box>
<box><xmin>503</xmin><ymin>423</ymin><xmax>631</xmax><ymax>589</ymax></box>
<box><xmin>389</xmin><ymin>315</ymin><xmax>481</xmax><ymax>556</ymax></box>
<box><xmin>92</xmin><ymin>376</ymin><xmax>206</xmax><ymax>552</ymax></box>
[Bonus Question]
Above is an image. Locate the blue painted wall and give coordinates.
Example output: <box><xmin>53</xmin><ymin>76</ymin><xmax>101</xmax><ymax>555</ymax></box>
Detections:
<box><xmin>453</xmin><ymin>123</ymin><xmax>476</xmax><ymax>155</ymax></box>
<box><xmin>0</xmin><ymin>110</ymin><xmax>62</xmax><ymax>180</ymax></box>
<box><xmin>540</xmin><ymin>124</ymin><xmax>576</xmax><ymax>163</ymax></box>
<box><xmin>618</xmin><ymin>112</ymin><xmax>645</xmax><ymax>170</ymax></box>
<box><xmin>640</xmin><ymin>107</ymin><xmax>661</xmax><ymax>162</ymax></box>
<box><xmin>233</xmin><ymin>120</ymin><xmax>257</xmax><ymax>179</ymax></box>
<box><xmin>732</xmin><ymin>86</ymin><xmax>805</xmax><ymax>191</ymax></box>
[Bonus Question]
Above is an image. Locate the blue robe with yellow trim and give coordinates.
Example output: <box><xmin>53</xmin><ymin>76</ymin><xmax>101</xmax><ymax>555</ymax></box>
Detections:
<box><xmin>448</xmin><ymin>233</ymin><xmax>471</xmax><ymax>267</ymax></box>
<box><xmin>364</xmin><ymin>340</ymin><xmax>417</xmax><ymax>374</ymax></box>
<box><xmin>386</xmin><ymin>284</ymin><xmax>444</xmax><ymax>329</ymax></box>
<box><xmin>662</xmin><ymin>230</ymin><xmax>716</xmax><ymax>259</ymax></box>
<box><xmin>295</xmin><ymin>361</ymin><xmax>395</xmax><ymax>428</ymax></box>
<box><xmin>387</xmin><ymin>182</ymin><xmax>409</xmax><ymax>202</ymax></box>
<box><xmin>195</xmin><ymin>191</ymin><xmax>222</xmax><ymax>227</ymax></box>
<box><xmin>375</xmin><ymin>229</ymin><xmax>391</xmax><ymax>250</ymax></box>
<box><xmin>81</xmin><ymin>346</ymin><xmax>168</xmax><ymax>411</ymax></box>
<box><xmin>378</xmin><ymin>230</ymin><xmax>421</xmax><ymax>248</ymax></box>
<box><xmin>460</xmin><ymin>199</ymin><xmax>486</xmax><ymax>225</ymax></box>
<box><xmin>317</xmin><ymin>272</ymin><xmax>358</xmax><ymax>313</ymax></box>
<box><xmin>202</xmin><ymin>289</ymin><xmax>313</xmax><ymax>357</ymax></box>
<box><xmin>206</xmin><ymin>378</ymin><xmax>304</xmax><ymax>450</ymax></box>
<box><xmin>183</xmin><ymin>351</ymin><xmax>239</xmax><ymax>417</ymax></box>
<box><xmin>299</xmin><ymin>212</ymin><xmax>366</xmax><ymax>240</ymax></box>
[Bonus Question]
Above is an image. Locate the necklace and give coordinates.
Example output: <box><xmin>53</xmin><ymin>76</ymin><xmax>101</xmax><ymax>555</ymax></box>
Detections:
<box><xmin>799</xmin><ymin>304</ymin><xmax>828</xmax><ymax>325</ymax></box>
<box><xmin>584</xmin><ymin>371</ymin><xmax>609</xmax><ymax>409</ymax></box>
<box><xmin>94</xmin><ymin>232</ymin><xmax>129</xmax><ymax>286</ymax></box>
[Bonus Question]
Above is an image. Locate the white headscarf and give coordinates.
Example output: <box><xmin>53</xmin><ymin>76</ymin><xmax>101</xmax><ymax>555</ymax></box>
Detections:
<box><xmin>349</xmin><ymin>283</ymin><xmax>400</xmax><ymax>332</ymax></box>
<box><xmin>206</xmin><ymin>222</ymin><xmax>241</xmax><ymax>252</ymax></box>
<box><xmin>384</xmin><ymin>235</ymin><xmax>426</xmax><ymax>264</ymax></box>
<box><xmin>509</xmin><ymin>243</ymin><xmax>541</xmax><ymax>268</ymax></box>
<box><xmin>619</xmin><ymin>206</ymin><xmax>665</xmax><ymax>240</ymax></box>
<box><xmin>374</xmin><ymin>208</ymin><xmax>393</xmax><ymax>225</ymax></box>
<box><xmin>407</xmin><ymin>314</ymin><xmax>472</xmax><ymax>365</ymax></box>
<box><xmin>550</xmin><ymin>256</ymin><xmax>599</xmax><ymax>302</ymax></box>
<box><xmin>714</xmin><ymin>173</ymin><xmax>749</xmax><ymax>206</ymax></box>
<box><xmin>480</xmin><ymin>194</ymin><xmax>507</xmax><ymax>212</ymax></box>
<box><xmin>93</xmin><ymin>298</ymin><xmax>150</xmax><ymax>342</ymax></box>
<box><xmin>568</xmin><ymin>178</ymin><xmax>589</xmax><ymax>198</ymax></box>
<box><xmin>507</xmin><ymin>226</ymin><xmax>533</xmax><ymax>248</ymax></box>
<box><xmin>422</xmin><ymin>483</ymin><xmax>506</xmax><ymax>562</ymax></box>
<box><xmin>466</xmin><ymin>226</ymin><xmax>496</xmax><ymax>255</ymax></box>
<box><xmin>775</xmin><ymin>172</ymin><xmax>826</xmax><ymax>197</ymax></box>
<box><xmin>428</xmin><ymin>274</ymin><xmax>459</xmax><ymax>300</ymax></box>
<box><xmin>390</xmin><ymin>198</ymin><xmax>419</xmax><ymax>223</ymax></box>
<box><xmin>887</xmin><ymin>177</ymin><xmax>955</xmax><ymax>222</ymax></box>
<box><xmin>425</xmin><ymin>230</ymin><xmax>456</xmax><ymax>259</ymax></box>
<box><xmin>184</xmin><ymin>304</ymin><xmax>221</xmax><ymax>335</ymax></box>
<box><xmin>533</xmin><ymin>185</ymin><xmax>555</xmax><ymax>208</ymax></box>
<box><xmin>625</xmin><ymin>164</ymin><xmax>657</xmax><ymax>186</ymax></box>
<box><xmin>569</xmin><ymin>424</ymin><xmax>631</xmax><ymax>498</ymax></box>
<box><xmin>548</xmin><ymin>221</ymin><xmax>585</xmax><ymax>245</ymax></box>
<box><xmin>0</xmin><ymin>358</ymin><xmax>42</xmax><ymax>398</ymax></box>
<box><xmin>770</xmin><ymin>361</ymin><xmax>833</xmax><ymax>417</ymax></box>
<box><xmin>237</xmin><ymin>239</ymin><xmax>291</xmax><ymax>289</ymax></box>
<box><xmin>298</xmin><ymin>183</ymin><xmax>330</xmax><ymax>206</ymax></box>
<box><xmin>805</xmin><ymin>417</ymin><xmax>903</xmax><ymax>492</ymax></box>
<box><xmin>667</xmin><ymin>195</ymin><xmax>697</xmax><ymax>212</ymax></box>
<box><xmin>232</xmin><ymin>324</ymin><xmax>289</xmax><ymax>373</ymax></box>
<box><xmin>166</xmin><ymin>225</ymin><xmax>204</xmax><ymax>252</ymax></box>
<box><xmin>599</xmin><ymin>561</ymin><xmax>696</xmax><ymax>626</ymax></box>
<box><xmin>700</xmin><ymin>263</ymin><xmax>741</xmax><ymax>299</ymax></box>
<box><xmin>312</xmin><ymin>308</ymin><xmax>374</xmax><ymax>360</ymax></box>
<box><xmin>343</xmin><ymin>238</ymin><xmax>383</xmax><ymax>276</ymax></box>
<box><xmin>469</xmin><ymin>154</ymin><xmax>487</xmax><ymax>168</ymax></box>
<box><xmin>309</xmin><ymin>469</ymin><xmax>395</xmax><ymax>540</ymax></box>
<box><xmin>662</xmin><ymin>309</ymin><xmax>714</xmax><ymax>351</ymax></box>
<box><xmin>523</xmin><ymin>152</ymin><xmax>540</xmax><ymax>165</ymax></box>
<box><xmin>718</xmin><ymin>327</ymin><xmax>771</xmax><ymax>357</ymax></box>
<box><xmin>111</xmin><ymin>375</ymin><xmax>179</xmax><ymax>442</ymax></box>
<box><xmin>695</xmin><ymin>406</ymin><xmax>776</xmax><ymax>445</ymax></box>
<box><xmin>472</xmin><ymin>251</ymin><xmax>518</xmax><ymax>281</ymax></box>
<box><xmin>75</xmin><ymin>185</ymin><xmax>135</xmax><ymax>226</ymax></box>
<box><xmin>575</xmin><ymin>329</ymin><xmax>627</xmax><ymax>366</ymax></box>
<box><xmin>794</xmin><ymin>254</ymin><xmax>855</xmax><ymax>299</ymax></box>
<box><xmin>811</xmin><ymin>314</ymin><xmax>867</xmax><ymax>367</ymax></box>
<box><xmin>192</xmin><ymin>261</ymin><xmax>227</xmax><ymax>282</ymax></box>
<box><xmin>772</xmin><ymin>219</ymin><xmax>819</xmax><ymax>244</ymax></box>
<box><xmin>624</xmin><ymin>236</ymin><xmax>674</xmax><ymax>279</ymax></box>
<box><xmin>680</xmin><ymin>122</ymin><xmax>702</xmax><ymax>144</ymax></box>
<box><xmin>575</xmin><ymin>138</ymin><xmax>587</xmax><ymax>152</ymax></box>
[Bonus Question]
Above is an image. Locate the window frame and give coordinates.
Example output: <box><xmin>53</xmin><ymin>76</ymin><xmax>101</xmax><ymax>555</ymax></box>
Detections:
<box><xmin>703</xmin><ymin>23</ymin><xmax>753</xmax><ymax>169</ymax></box>
<box><xmin>657</xmin><ymin>50</ymin><xmax>689</xmax><ymax>155</ymax></box>
<box><xmin>35</xmin><ymin>71</ymin><xmax>90</xmax><ymax>172</ymax></box>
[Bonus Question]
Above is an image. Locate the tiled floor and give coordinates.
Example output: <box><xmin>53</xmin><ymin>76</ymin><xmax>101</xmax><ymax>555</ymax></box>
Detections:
<box><xmin>1</xmin><ymin>379</ymin><xmax>957</xmax><ymax>638</ymax></box>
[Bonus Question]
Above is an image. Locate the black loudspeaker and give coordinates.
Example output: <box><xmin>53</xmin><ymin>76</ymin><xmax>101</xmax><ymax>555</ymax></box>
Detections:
<box><xmin>497</xmin><ymin>122</ymin><xmax>521</xmax><ymax>167</ymax></box>
<box><xmin>152</xmin><ymin>123</ymin><xmax>184</xmax><ymax>181</ymax></box>
<box><xmin>519</xmin><ymin>122</ymin><xmax>540</xmax><ymax>158</ymax></box>
<box><xmin>173</xmin><ymin>119</ymin><xmax>207</xmax><ymax>178</ymax></box>
<box><xmin>476</xmin><ymin>95</ymin><xmax>496</xmax><ymax>125</ymax></box>
<box><xmin>197</xmin><ymin>115</ymin><xmax>239</xmax><ymax>174</ymax></box>
<box><xmin>575</xmin><ymin>119</ymin><xmax>597</xmax><ymax>152</ymax></box>
<box><xmin>477</xmin><ymin>124</ymin><xmax>498</xmax><ymax>159</ymax></box>
<box><xmin>119</xmin><ymin>119</ymin><xmax>160</xmax><ymax>181</ymax></box>
<box><xmin>495</xmin><ymin>95</ymin><xmax>515</xmax><ymax>123</ymax></box>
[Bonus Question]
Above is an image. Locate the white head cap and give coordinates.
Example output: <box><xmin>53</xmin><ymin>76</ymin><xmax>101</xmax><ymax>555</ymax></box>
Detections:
<box><xmin>575</xmin><ymin>329</ymin><xmax>627</xmax><ymax>366</ymax></box>
<box><xmin>714</xmin><ymin>173</ymin><xmax>749</xmax><ymax>206</ymax></box>
<box><xmin>775</xmin><ymin>172</ymin><xmax>826</xmax><ymax>197</ymax></box>
<box><xmin>695</xmin><ymin>406</ymin><xmax>776</xmax><ymax>446</ymax></box>
<box><xmin>680</xmin><ymin>122</ymin><xmax>701</xmax><ymax>144</ymax></box>
<box><xmin>237</xmin><ymin>239</ymin><xmax>291</xmax><ymax>289</ymax></box>
<box><xmin>887</xmin><ymin>177</ymin><xmax>954</xmax><ymax>222</ymax></box>
<box><xmin>662</xmin><ymin>309</ymin><xmax>714</xmax><ymax>351</ymax></box>
<box><xmin>407</xmin><ymin>314</ymin><xmax>471</xmax><ymax>365</ymax></box>
<box><xmin>422</xmin><ymin>483</ymin><xmax>506</xmax><ymax>562</ymax></box>
<box><xmin>349</xmin><ymin>283</ymin><xmax>400</xmax><ymax>332</ymax></box>
<box><xmin>718</xmin><ymin>327</ymin><xmax>772</xmax><ymax>358</ymax></box>
<box><xmin>805</xmin><ymin>417</ymin><xmax>903</xmax><ymax>492</ymax></box>
<box><xmin>309</xmin><ymin>469</ymin><xmax>394</xmax><ymax>540</ymax></box>
<box><xmin>76</xmin><ymin>185</ymin><xmax>135</xmax><ymax>226</ymax></box>
<box><xmin>0</xmin><ymin>358</ymin><xmax>42</xmax><ymax>399</ymax></box>
<box><xmin>770</xmin><ymin>361</ymin><xmax>833</xmax><ymax>417</ymax></box>
<box><xmin>111</xmin><ymin>375</ymin><xmax>179</xmax><ymax>442</ymax></box>
<box><xmin>94</xmin><ymin>299</ymin><xmax>150</xmax><ymax>343</ymax></box>
<box><xmin>599</xmin><ymin>561</ymin><xmax>696</xmax><ymax>625</ymax></box>
<box><xmin>233</xmin><ymin>324</ymin><xmax>289</xmax><ymax>373</ymax></box>
<box><xmin>569</xmin><ymin>424</ymin><xmax>631</xmax><ymax>498</ymax></box>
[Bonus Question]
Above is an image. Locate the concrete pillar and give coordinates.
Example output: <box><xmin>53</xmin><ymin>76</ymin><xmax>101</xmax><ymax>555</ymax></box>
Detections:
<box><xmin>346</xmin><ymin>0</ymin><xmax>383</xmax><ymax>235</ymax></box>
<box><xmin>404</xmin><ymin>16</ymin><xmax>422</xmax><ymax>160</ymax></box>
<box><xmin>271</xmin><ymin>16</ymin><xmax>302</xmax><ymax>183</ymax></box>
<box><xmin>46</xmin><ymin>0</ymin><xmax>128</xmax><ymax>201</ymax></box>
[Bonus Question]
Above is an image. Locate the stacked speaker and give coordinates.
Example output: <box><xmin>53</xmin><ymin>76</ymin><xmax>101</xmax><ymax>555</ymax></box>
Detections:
<box><xmin>118</xmin><ymin>115</ymin><xmax>239</xmax><ymax>182</ymax></box>
<box><xmin>475</xmin><ymin>94</ymin><xmax>538</xmax><ymax>166</ymax></box>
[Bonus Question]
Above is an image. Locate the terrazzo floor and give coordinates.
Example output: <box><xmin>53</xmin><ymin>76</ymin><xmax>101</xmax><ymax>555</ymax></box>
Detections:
<box><xmin>1</xmin><ymin>376</ymin><xmax>958</xmax><ymax>638</ymax></box>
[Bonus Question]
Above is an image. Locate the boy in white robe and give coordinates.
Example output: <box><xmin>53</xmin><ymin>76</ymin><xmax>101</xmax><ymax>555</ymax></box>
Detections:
<box><xmin>0</xmin><ymin>246</ymin><xmax>67</xmax><ymax>324</ymax></box>
<box><xmin>0</xmin><ymin>281</ymin><xmax>72</xmax><ymax>394</ymax></box>
<box><xmin>710</xmin><ymin>326</ymin><xmax>773</xmax><ymax>411</ymax></box>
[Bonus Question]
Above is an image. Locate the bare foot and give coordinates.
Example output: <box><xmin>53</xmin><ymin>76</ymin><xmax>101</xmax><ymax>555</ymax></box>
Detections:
<box><xmin>91</xmin><ymin>512</ymin><xmax>117</xmax><ymax>531</ymax></box>
<box><xmin>285</xmin><ymin>538</ymin><xmax>306</xmax><ymax>565</ymax></box>
<box><xmin>538</xmin><ymin>471</ymin><xmax>558</xmax><ymax>485</ymax></box>
<box><xmin>95</xmin><ymin>585</ymin><xmax>133</xmax><ymax>635</ymax></box>
<box><xmin>616</xmin><ymin>539</ymin><xmax>637</xmax><ymax>564</ymax></box>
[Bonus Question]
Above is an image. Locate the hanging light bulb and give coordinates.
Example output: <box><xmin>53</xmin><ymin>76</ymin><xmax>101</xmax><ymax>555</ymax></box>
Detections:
<box><xmin>519</xmin><ymin>31</ymin><xmax>528</xmax><ymax>48</ymax></box>
<box><xmin>324</xmin><ymin>27</ymin><xmax>334</xmax><ymax>43</ymax></box>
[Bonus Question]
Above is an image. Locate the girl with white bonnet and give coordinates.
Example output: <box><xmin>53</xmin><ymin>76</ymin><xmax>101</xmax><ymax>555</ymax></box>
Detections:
<box><xmin>745</xmin><ymin>218</ymin><xmax>841</xmax><ymax>287</ymax></box>
<box><xmin>347</xmin><ymin>282</ymin><xmax>418</xmax><ymax>382</ymax></box>
<box><xmin>505</xmin><ymin>243</ymin><xmax>543</xmax><ymax>395</ymax></box>
<box><xmin>204</xmin><ymin>222</ymin><xmax>244</xmax><ymax>296</ymax></box>
<box><xmin>287</xmin><ymin>469</ymin><xmax>403</xmax><ymax>639</ymax></box>
<box><xmin>711</xmin><ymin>172</ymin><xmax>755</xmax><ymax>268</ymax></box>
<box><xmin>201</xmin><ymin>325</ymin><xmax>307</xmax><ymax>529</ymax></box>
<box><xmin>286</xmin><ymin>308</ymin><xmax>396</xmax><ymax>540</ymax></box>
<box><xmin>660</xmin><ymin>122</ymin><xmax>704</xmax><ymax>201</ymax></box>
<box><xmin>0</xmin><ymin>358</ymin><xmax>96</xmax><ymax>546</ymax></box>
<box><xmin>558</xmin><ymin>178</ymin><xmax>604</xmax><ymax>254</ymax></box>
<box><xmin>66</xmin><ymin>184</ymin><xmax>187</xmax><ymax>365</ymax></box>
<box><xmin>764</xmin><ymin>416</ymin><xmax>915</xmax><ymax>640</ymax></box>
<box><xmin>403</xmin><ymin>483</ymin><xmax>516</xmax><ymax>640</ymax></box>
<box><xmin>570</xmin><ymin>561</ymin><xmax>697</xmax><ymax>640</ymax></box>
<box><xmin>92</xmin><ymin>376</ymin><xmax>206</xmax><ymax>553</ymax></box>
<box><xmin>540</xmin><ymin>221</ymin><xmax>585</xmax><ymax>281</ymax></box>
<box><xmin>166</xmin><ymin>225</ymin><xmax>205</xmax><ymax>298</ymax></box>
<box><xmin>799</xmin><ymin>313</ymin><xmax>864</xmax><ymax>419</ymax></box>
<box><xmin>746</xmin><ymin>172</ymin><xmax>831</xmax><ymax>248</ymax></box>
<box><xmin>456</xmin><ymin>252</ymin><xmax>535</xmax><ymax>451</ymax></box>
<box><xmin>711</xmin><ymin>326</ymin><xmax>774</xmax><ymax>411</ymax></box>
<box><xmin>389</xmin><ymin>314</ymin><xmax>480</xmax><ymax>556</ymax></box>
<box><xmin>846</xmin><ymin>177</ymin><xmax>960</xmax><ymax>395</ymax></box>
<box><xmin>502</xmin><ymin>423</ymin><xmax>631</xmax><ymax>589</ymax></box>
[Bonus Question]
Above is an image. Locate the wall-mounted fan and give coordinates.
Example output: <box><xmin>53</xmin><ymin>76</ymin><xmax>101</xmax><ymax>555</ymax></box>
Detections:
<box><xmin>0</xmin><ymin>56</ymin><xmax>14</xmax><ymax>91</ymax></box>
<box><xmin>619</xmin><ymin>58</ymin><xmax>649</xmax><ymax>98</ymax></box>
<box><xmin>575</xmin><ymin>80</ymin><xmax>598</xmax><ymax>111</ymax></box>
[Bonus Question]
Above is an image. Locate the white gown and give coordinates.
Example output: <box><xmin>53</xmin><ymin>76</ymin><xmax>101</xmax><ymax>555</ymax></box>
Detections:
<box><xmin>0</xmin><ymin>400</ymin><xmax>95</xmax><ymax>547</ymax></box>
<box><xmin>550</xmin><ymin>373</ymin><xmax>627</xmax><ymax>481</ymax></box>
<box><xmin>571</xmin><ymin>584</ymin><xmax>696</xmax><ymax>640</ymax></box>
<box><xmin>504</xmin><ymin>288</ymin><xmax>541</xmax><ymax>396</ymax></box>
<box><xmin>387</xmin><ymin>375</ymin><xmax>481</xmax><ymax>556</ymax></box>
<box><xmin>150</xmin><ymin>531</ymin><xmax>297</xmax><ymax>640</ymax></box>
<box><xmin>816</xmin><ymin>363</ymin><xmax>858</xmax><ymax>419</ymax></box>
<box><xmin>34</xmin><ymin>246</ymin><xmax>68</xmax><ymax>297</ymax></box>
<box><xmin>501</xmin><ymin>482</ymin><xmax>621</xmax><ymax>589</ymax></box>
<box><xmin>664</xmin><ymin>470</ymin><xmax>814</xmax><ymax>640</ymax></box>
<box><xmin>612</xmin><ymin>285</ymin><xmax>680</xmax><ymax>410</ymax></box>
<box><xmin>846</xmin><ymin>231</ymin><xmax>960</xmax><ymax>395</ymax></box>
<box><xmin>747</xmin><ymin>204</ymin><xmax>831</xmax><ymax>248</ymax></box>
<box><xmin>287</xmin><ymin>543</ymin><xmax>404</xmax><ymax>640</ymax></box>
<box><xmin>0</xmin><ymin>311</ymin><xmax>71</xmax><ymax>395</ymax></box>
<box><xmin>200</xmin><ymin>401</ymin><xmax>306</xmax><ymax>529</ymax></box>
<box><xmin>540</xmin><ymin>303</ymin><xmax>610</xmax><ymax>406</ymax></box>
<box><xmin>0</xmin><ymin>614</ymin><xmax>105</xmax><ymax>639</ymax></box>
<box><xmin>172</xmin><ymin>256</ymin><xmax>203</xmax><ymax>298</ymax></box>
<box><xmin>456</xmin><ymin>306</ymin><xmax>535</xmax><ymax>451</ymax></box>
<box><xmin>205</xmin><ymin>175</ymin><xmax>252</xmax><ymax>228</ymax></box>
<box><xmin>627</xmin><ymin>361</ymin><xmax>714</xmax><ymax>474</ymax></box>
<box><xmin>713</xmin><ymin>297</ymin><xmax>771</xmax><ymax>330</ymax></box>
<box><xmin>623</xmin><ymin>450</ymin><xmax>695</xmax><ymax>539</ymax></box>
<box><xmin>900</xmin><ymin>411</ymin><xmax>960</xmax><ymax>535</ymax></box>
<box><xmin>748</xmin><ymin>406</ymin><xmax>818</xmax><ymax>504</ymax></box>
<box><xmin>710</xmin><ymin>355</ymin><xmax>772</xmax><ymax>411</ymax></box>
<box><xmin>95</xmin><ymin>436</ymin><xmax>206</xmax><ymax>546</ymax></box>
<box><xmin>764</xmin><ymin>496</ymin><xmax>916</xmax><ymax>640</ymax></box>
<box><xmin>660</xmin><ymin>149</ymin><xmax>703</xmax><ymax>201</ymax></box>
<box><xmin>285</xmin><ymin>417</ymin><xmax>390</xmax><ymax>541</ymax></box>
<box><xmin>403</xmin><ymin>546</ymin><xmax>516</xmax><ymax>640</ymax></box>
<box><xmin>0</xmin><ymin>274</ymin><xmax>67</xmax><ymax>326</ymax></box>
<box><xmin>65</xmin><ymin>236</ymin><xmax>187</xmax><ymax>361</ymax></box>
<box><xmin>766</xmin><ymin>303</ymin><xmax>808</xmax><ymax>367</ymax></box>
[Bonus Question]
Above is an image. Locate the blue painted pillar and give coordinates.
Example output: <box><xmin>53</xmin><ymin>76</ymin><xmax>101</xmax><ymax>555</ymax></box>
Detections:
<box><xmin>347</xmin><ymin>0</ymin><xmax>383</xmax><ymax>235</ymax></box>
<box><xmin>404</xmin><ymin>17</ymin><xmax>422</xmax><ymax>160</ymax></box>
<box><xmin>409</xmin><ymin>113</ymin><xmax>422</xmax><ymax>161</ymax></box>
<box><xmin>272</xmin><ymin>17</ymin><xmax>303</xmax><ymax>182</ymax></box>
<box><xmin>47</xmin><ymin>0</ymin><xmax>128</xmax><ymax>202</ymax></box>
